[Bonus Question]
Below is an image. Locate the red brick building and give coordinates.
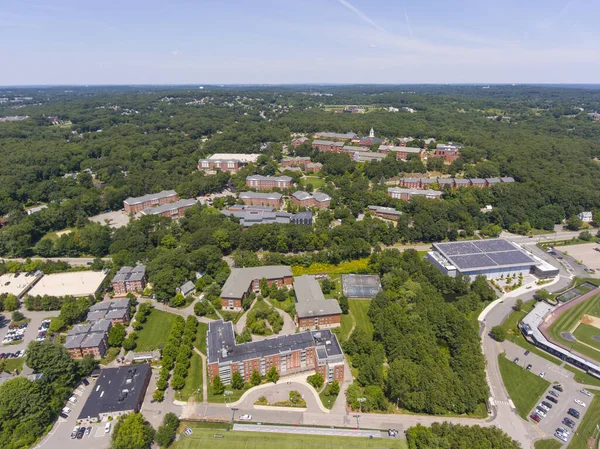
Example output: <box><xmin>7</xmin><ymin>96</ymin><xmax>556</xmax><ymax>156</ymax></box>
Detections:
<box><xmin>207</xmin><ymin>320</ymin><xmax>345</xmax><ymax>385</ymax></box>
<box><xmin>290</xmin><ymin>191</ymin><xmax>331</xmax><ymax>210</ymax></box>
<box><xmin>293</xmin><ymin>275</ymin><xmax>342</xmax><ymax>331</ymax></box>
<box><xmin>378</xmin><ymin>145</ymin><xmax>423</xmax><ymax>160</ymax></box>
<box><xmin>220</xmin><ymin>266</ymin><xmax>293</xmax><ymax>310</ymax></box>
<box><xmin>140</xmin><ymin>198</ymin><xmax>197</xmax><ymax>219</ymax></box>
<box><xmin>399</xmin><ymin>178</ymin><xmax>421</xmax><ymax>189</ymax></box>
<box><xmin>246</xmin><ymin>175</ymin><xmax>293</xmax><ymax>191</ymax></box>
<box><xmin>197</xmin><ymin>154</ymin><xmax>260</xmax><ymax>174</ymax></box>
<box><xmin>123</xmin><ymin>190</ymin><xmax>179</xmax><ymax>214</ymax></box>
<box><xmin>434</xmin><ymin>144</ymin><xmax>462</xmax><ymax>163</ymax></box>
<box><xmin>111</xmin><ymin>266</ymin><xmax>146</xmax><ymax>296</ymax></box>
<box><xmin>367</xmin><ymin>205</ymin><xmax>403</xmax><ymax>221</ymax></box>
<box><xmin>313</xmin><ymin>132</ymin><xmax>357</xmax><ymax>141</ymax></box>
<box><xmin>239</xmin><ymin>191</ymin><xmax>282</xmax><ymax>208</ymax></box>
<box><xmin>312</xmin><ymin>140</ymin><xmax>344</xmax><ymax>152</ymax></box>
<box><xmin>291</xmin><ymin>136</ymin><xmax>308</xmax><ymax>147</ymax></box>
<box><xmin>388</xmin><ymin>187</ymin><xmax>443</xmax><ymax>201</ymax></box>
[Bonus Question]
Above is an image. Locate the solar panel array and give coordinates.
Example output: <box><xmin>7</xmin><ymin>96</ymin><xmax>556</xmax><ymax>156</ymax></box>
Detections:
<box><xmin>434</xmin><ymin>239</ymin><xmax>535</xmax><ymax>271</ymax></box>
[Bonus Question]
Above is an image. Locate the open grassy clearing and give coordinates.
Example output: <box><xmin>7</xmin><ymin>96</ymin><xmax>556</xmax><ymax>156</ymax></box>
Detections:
<box><xmin>2</xmin><ymin>357</ymin><xmax>24</xmax><ymax>373</ymax></box>
<box><xmin>173</xmin><ymin>426</ymin><xmax>407</xmax><ymax>449</ymax></box>
<box><xmin>194</xmin><ymin>322</ymin><xmax>208</xmax><ymax>355</ymax></box>
<box><xmin>207</xmin><ymin>384</ymin><xmax>250</xmax><ymax>403</ymax></box>
<box><xmin>292</xmin><ymin>258</ymin><xmax>369</xmax><ymax>276</ymax></box>
<box><xmin>318</xmin><ymin>384</ymin><xmax>339</xmax><ymax>410</ymax></box>
<box><xmin>175</xmin><ymin>351</ymin><xmax>203</xmax><ymax>401</ymax></box>
<box><xmin>135</xmin><ymin>309</ymin><xmax>177</xmax><ymax>351</ymax></box>
<box><xmin>498</xmin><ymin>354</ymin><xmax>550</xmax><ymax>419</ymax></box>
<box><xmin>566</xmin><ymin>392</ymin><xmax>600</xmax><ymax>449</ymax></box>
<box><xmin>349</xmin><ymin>299</ymin><xmax>373</xmax><ymax>338</ymax></box>
<box><xmin>299</xmin><ymin>176</ymin><xmax>325</xmax><ymax>189</ymax></box>
<box><xmin>337</xmin><ymin>309</ymin><xmax>355</xmax><ymax>342</ymax></box>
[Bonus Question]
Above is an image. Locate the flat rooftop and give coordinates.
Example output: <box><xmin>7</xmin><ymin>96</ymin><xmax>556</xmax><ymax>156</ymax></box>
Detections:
<box><xmin>28</xmin><ymin>271</ymin><xmax>107</xmax><ymax>298</ymax></box>
<box><xmin>123</xmin><ymin>190</ymin><xmax>177</xmax><ymax>206</ymax></box>
<box><xmin>78</xmin><ymin>364</ymin><xmax>151</xmax><ymax>420</ymax></box>
<box><xmin>207</xmin><ymin>153</ymin><xmax>260</xmax><ymax>163</ymax></box>
<box><xmin>432</xmin><ymin>238</ymin><xmax>536</xmax><ymax>271</ymax></box>
<box><xmin>141</xmin><ymin>198</ymin><xmax>197</xmax><ymax>215</ymax></box>
<box><xmin>207</xmin><ymin>320</ymin><xmax>343</xmax><ymax>365</ymax></box>
<box><xmin>0</xmin><ymin>273</ymin><xmax>39</xmax><ymax>297</ymax></box>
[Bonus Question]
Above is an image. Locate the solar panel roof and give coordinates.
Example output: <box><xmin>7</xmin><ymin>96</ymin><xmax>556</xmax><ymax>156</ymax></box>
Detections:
<box><xmin>432</xmin><ymin>238</ymin><xmax>536</xmax><ymax>271</ymax></box>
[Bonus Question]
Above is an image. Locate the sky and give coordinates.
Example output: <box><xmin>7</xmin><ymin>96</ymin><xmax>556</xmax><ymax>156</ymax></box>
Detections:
<box><xmin>0</xmin><ymin>0</ymin><xmax>599</xmax><ymax>85</ymax></box>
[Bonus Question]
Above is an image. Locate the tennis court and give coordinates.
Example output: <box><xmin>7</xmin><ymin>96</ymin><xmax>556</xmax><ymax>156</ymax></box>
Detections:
<box><xmin>342</xmin><ymin>274</ymin><xmax>382</xmax><ymax>299</ymax></box>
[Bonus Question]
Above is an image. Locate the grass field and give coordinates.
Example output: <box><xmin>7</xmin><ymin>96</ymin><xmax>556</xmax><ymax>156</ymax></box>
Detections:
<box><xmin>2</xmin><ymin>357</ymin><xmax>24</xmax><ymax>373</ymax></box>
<box><xmin>208</xmin><ymin>384</ymin><xmax>250</xmax><ymax>403</ymax></box>
<box><xmin>318</xmin><ymin>385</ymin><xmax>339</xmax><ymax>410</ymax></box>
<box><xmin>349</xmin><ymin>300</ymin><xmax>373</xmax><ymax>338</ymax></box>
<box><xmin>498</xmin><ymin>354</ymin><xmax>550</xmax><ymax>419</ymax></box>
<box><xmin>567</xmin><ymin>392</ymin><xmax>600</xmax><ymax>449</ymax></box>
<box><xmin>136</xmin><ymin>309</ymin><xmax>177</xmax><ymax>351</ymax></box>
<box><xmin>299</xmin><ymin>176</ymin><xmax>325</xmax><ymax>189</ymax></box>
<box><xmin>194</xmin><ymin>322</ymin><xmax>208</xmax><ymax>355</ymax></box>
<box><xmin>291</xmin><ymin>259</ymin><xmax>369</xmax><ymax>276</ymax></box>
<box><xmin>547</xmin><ymin>294</ymin><xmax>600</xmax><ymax>363</ymax></box>
<box><xmin>338</xmin><ymin>310</ymin><xmax>356</xmax><ymax>342</ymax></box>
<box><xmin>534</xmin><ymin>439</ymin><xmax>562</xmax><ymax>449</ymax></box>
<box><xmin>573</xmin><ymin>323</ymin><xmax>600</xmax><ymax>351</ymax></box>
<box><xmin>589</xmin><ymin>298</ymin><xmax>600</xmax><ymax>318</ymax></box>
<box><xmin>176</xmin><ymin>351</ymin><xmax>203</xmax><ymax>401</ymax></box>
<box><xmin>173</xmin><ymin>427</ymin><xmax>407</xmax><ymax>449</ymax></box>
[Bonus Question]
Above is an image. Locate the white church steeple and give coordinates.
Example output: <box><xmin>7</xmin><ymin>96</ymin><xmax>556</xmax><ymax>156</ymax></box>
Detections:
<box><xmin>369</xmin><ymin>127</ymin><xmax>374</xmax><ymax>138</ymax></box>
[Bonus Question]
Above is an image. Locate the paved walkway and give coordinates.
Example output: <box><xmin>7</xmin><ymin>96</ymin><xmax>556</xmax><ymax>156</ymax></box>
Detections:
<box><xmin>235</xmin><ymin>298</ymin><xmax>257</xmax><ymax>334</ymax></box>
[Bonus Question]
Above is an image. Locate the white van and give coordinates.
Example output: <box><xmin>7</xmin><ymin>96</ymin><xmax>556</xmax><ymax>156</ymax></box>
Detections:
<box><xmin>105</xmin><ymin>422</ymin><xmax>111</xmax><ymax>433</ymax></box>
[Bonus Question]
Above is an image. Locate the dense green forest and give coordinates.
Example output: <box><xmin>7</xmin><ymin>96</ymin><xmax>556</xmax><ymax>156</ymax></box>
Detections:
<box><xmin>0</xmin><ymin>84</ymin><xmax>599</xmax><ymax>258</ymax></box>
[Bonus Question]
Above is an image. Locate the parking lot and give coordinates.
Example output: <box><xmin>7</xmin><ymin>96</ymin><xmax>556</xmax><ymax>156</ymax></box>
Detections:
<box><xmin>503</xmin><ymin>341</ymin><xmax>591</xmax><ymax>445</ymax></box>
<box><xmin>0</xmin><ymin>309</ymin><xmax>59</xmax><ymax>352</ymax></box>
<box><xmin>34</xmin><ymin>377</ymin><xmax>113</xmax><ymax>449</ymax></box>
<box><xmin>557</xmin><ymin>242</ymin><xmax>600</xmax><ymax>274</ymax></box>
<box><xmin>88</xmin><ymin>210</ymin><xmax>130</xmax><ymax>229</ymax></box>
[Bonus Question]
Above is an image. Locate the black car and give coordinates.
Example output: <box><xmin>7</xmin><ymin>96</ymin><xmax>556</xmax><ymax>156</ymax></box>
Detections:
<box><xmin>513</xmin><ymin>357</ymin><xmax>519</xmax><ymax>364</ymax></box>
<box><xmin>526</xmin><ymin>364</ymin><xmax>533</xmax><ymax>371</ymax></box>
<box><xmin>524</xmin><ymin>350</ymin><xmax>530</xmax><ymax>355</ymax></box>
<box><xmin>542</xmin><ymin>401</ymin><xmax>553</xmax><ymax>409</ymax></box>
<box><xmin>563</xmin><ymin>418</ymin><xmax>575</xmax><ymax>429</ymax></box>
<box><xmin>548</xmin><ymin>390</ymin><xmax>559</xmax><ymax>398</ymax></box>
<box><xmin>568</xmin><ymin>408</ymin><xmax>580</xmax><ymax>419</ymax></box>
<box><xmin>546</xmin><ymin>396</ymin><xmax>558</xmax><ymax>404</ymax></box>
<box><xmin>59</xmin><ymin>412</ymin><xmax>69</xmax><ymax>419</ymax></box>
<box><xmin>76</xmin><ymin>428</ymin><xmax>85</xmax><ymax>439</ymax></box>
<box><xmin>553</xmin><ymin>385</ymin><xmax>564</xmax><ymax>392</ymax></box>
<box><xmin>82</xmin><ymin>378</ymin><xmax>90</xmax><ymax>386</ymax></box>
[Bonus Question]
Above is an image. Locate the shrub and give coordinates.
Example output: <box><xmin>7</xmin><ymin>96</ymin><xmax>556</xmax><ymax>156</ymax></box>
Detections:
<box><xmin>307</xmin><ymin>372</ymin><xmax>324</xmax><ymax>390</ymax></box>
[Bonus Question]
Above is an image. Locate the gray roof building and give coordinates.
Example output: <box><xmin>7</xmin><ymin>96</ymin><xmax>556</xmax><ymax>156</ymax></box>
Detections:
<box><xmin>111</xmin><ymin>266</ymin><xmax>146</xmax><ymax>284</ymax></box>
<box><xmin>179</xmin><ymin>281</ymin><xmax>196</xmax><ymax>297</ymax></box>
<box><xmin>207</xmin><ymin>320</ymin><xmax>343</xmax><ymax>366</ymax></box>
<box><xmin>221</xmin><ymin>266</ymin><xmax>292</xmax><ymax>300</ymax></box>
<box><xmin>246</xmin><ymin>175</ymin><xmax>292</xmax><ymax>183</ymax></box>
<box><xmin>500</xmin><ymin>177</ymin><xmax>515</xmax><ymax>183</ymax></box>
<box><xmin>312</xmin><ymin>140</ymin><xmax>344</xmax><ymax>147</ymax></box>
<box><xmin>314</xmin><ymin>132</ymin><xmax>358</xmax><ymax>140</ymax></box>
<box><xmin>367</xmin><ymin>205</ymin><xmax>402</xmax><ymax>217</ymax></box>
<box><xmin>486</xmin><ymin>178</ymin><xmax>501</xmax><ymax>185</ymax></box>
<box><xmin>77</xmin><ymin>364</ymin><xmax>152</xmax><ymax>421</ymax></box>
<box><xmin>140</xmin><ymin>198</ymin><xmax>197</xmax><ymax>216</ymax></box>
<box><xmin>222</xmin><ymin>210</ymin><xmax>312</xmax><ymax>227</ymax></box>
<box><xmin>123</xmin><ymin>190</ymin><xmax>177</xmax><ymax>206</ymax></box>
<box><xmin>293</xmin><ymin>275</ymin><xmax>342</xmax><ymax>319</ymax></box>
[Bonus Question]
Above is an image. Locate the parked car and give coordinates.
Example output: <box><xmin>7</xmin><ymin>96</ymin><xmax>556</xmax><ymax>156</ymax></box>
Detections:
<box><xmin>546</xmin><ymin>396</ymin><xmax>558</xmax><ymax>404</ymax></box>
<box><xmin>539</xmin><ymin>371</ymin><xmax>546</xmax><ymax>378</ymax></box>
<box><xmin>526</xmin><ymin>364</ymin><xmax>533</xmax><ymax>371</ymax></box>
<box><xmin>239</xmin><ymin>414</ymin><xmax>252</xmax><ymax>421</ymax></box>
<box><xmin>524</xmin><ymin>350</ymin><xmax>530</xmax><ymax>355</ymax></box>
<box><xmin>85</xmin><ymin>427</ymin><xmax>91</xmax><ymax>436</ymax></box>
<box><xmin>563</xmin><ymin>417</ymin><xmax>575</xmax><ymax>428</ymax></box>
<box><xmin>574</xmin><ymin>399</ymin><xmax>586</xmax><ymax>407</ymax></box>
<box><xmin>553</xmin><ymin>385</ymin><xmax>564</xmax><ymax>392</ymax></box>
<box><xmin>81</xmin><ymin>378</ymin><xmax>90</xmax><ymax>386</ymax></box>
<box><xmin>76</xmin><ymin>428</ymin><xmax>85</xmax><ymax>439</ymax></box>
<box><xmin>68</xmin><ymin>396</ymin><xmax>78</xmax><ymax>404</ymax></box>
<box><xmin>548</xmin><ymin>390</ymin><xmax>559</xmax><ymax>398</ymax></box>
<box><xmin>539</xmin><ymin>403</ymin><xmax>550</xmax><ymax>411</ymax></box>
<box><xmin>536</xmin><ymin>408</ymin><xmax>547</xmax><ymax>417</ymax></box>
<box><xmin>105</xmin><ymin>422</ymin><xmax>111</xmax><ymax>433</ymax></box>
<box><xmin>542</xmin><ymin>401</ymin><xmax>553</xmax><ymax>409</ymax></box>
<box><xmin>530</xmin><ymin>414</ymin><xmax>541</xmax><ymax>423</ymax></box>
<box><xmin>557</xmin><ymin>427</ymin><xmax>570</xmax><ymax>437</ymax></box>
<box><xmin>555</xmin><ymin>432</ymin><xmax>567</xmax><ymax>443</ymax></box>
<box><xmin>568</xmin><ymin>408</ymin><xmax>580</xmax><ymax>419</ymax></box>
<box><xmin>513</xmin><ymin>357</ymin><xmax>519</xmax><ymax>364</ymax></box>
<box><xmin>580</xmin><ymin>389</ymin><xmax>591</xmax><ymax>397</ymax></box>
<box><xmin>70</xmin><ymin>427</ymin><xmax>79</xmax><ymax>439</ymax></box>
<box><xmin>62</xmin><ymin>407</ymin><xmax>72</xmax><ymax>415</ymax></box>
<box><xmin>184</xmin><ymin>428</ymin><xmax>193</xmax><ymax>437</ymax></box>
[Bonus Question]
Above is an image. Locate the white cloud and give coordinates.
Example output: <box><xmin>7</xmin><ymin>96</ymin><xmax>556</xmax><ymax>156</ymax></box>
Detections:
<box><xmin>336</xmin><ymin>0</ymin><xmax>388</xmax><ymax>33</ymax></box>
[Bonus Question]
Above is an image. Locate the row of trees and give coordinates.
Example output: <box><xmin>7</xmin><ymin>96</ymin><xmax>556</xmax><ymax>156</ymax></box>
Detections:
<box><xmin>154</xmin><ymin>315</ymin><xmax>186</xmax><ymax>402</ymax></box>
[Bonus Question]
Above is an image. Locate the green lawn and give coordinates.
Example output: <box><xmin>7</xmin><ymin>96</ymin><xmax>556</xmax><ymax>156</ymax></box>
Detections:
<box><xmin>567</xmin><ymin>393</ymin><xmax>600</xmax><ymax>449</ymax></box>
<box><xmin>535</xmin><ymin>439</ymin><xmax>562</xmax><ymax>449</ymax></box>
<box><xmin>349</xmin><ymin>300</ymin><xmax>373</xmax><ymax>338</ymax></box>
<box><xmin>573</xmin><ymin>323</ymin><xmax>600</xmax><ymax>351</ymax></box>
<box><xmin>338</xmin><ymin>309</ymin><xmax>355</xmax><ymax>342</ymax></box>
<box><xmin>563</xmin><ymin>365</ymin><xmax>600</xmax><ymax>387</ymax></box>
<box><xmin>194</xmin><ymin>322</ymin><xmax>208</xmax><ymax>355</ymax></box>
<box><xmin>318</xmin><ymin>384</ymin><xmax>339</xmax><ymax>410</ymax></box>
<box><xmin>135</xmin><ymin>309</ymin><xmax>178</xmax><ymax>351</ymax></box>
<box><xmin>207</xmin><ymin>384</ymin><xmax>250</xmax><ymax>403</ymax></box>
<box><xmin>299</xmin><ymin>176</ymin><xmax>325</xmax><ymax>189</ymax></box>
<box><xmin>269</xmin><ymin>296</ymin><xmax>295</xmax><ymax>319</ymax></box>
<box><xmin>498</xmin><ymin>354</ymin><xmax>550</xmax><ymax>419</ymax></box>
<box><xmin>175</xmin><ymin>351</ymin><xmax>203</xmax><ymax>401</ymax></box>
<box><xmin>173</xmin><ymin>427</ymin><xmax>407</xmax><ymax>449</ymax></box>
<box><xmin>2</xmin><ymin>358</ymin><xmax>24</xmax><ymax>373</ymax></box>
<box><xmin>589</xmin><ymin>297</ymin><xmax>600</xmax><ymax>318</ymax></box>
<box><xmin>100</xmin><ymin>347</ymin><xmax>121</xmax><ymax>365</ymax></box>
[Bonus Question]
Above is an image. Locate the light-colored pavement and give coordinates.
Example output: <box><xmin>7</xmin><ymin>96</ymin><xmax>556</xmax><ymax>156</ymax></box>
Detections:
<box><xmin>233</xmin><ymin>423</ymin><xmax>382</xmax><ymax>439</ymax></box>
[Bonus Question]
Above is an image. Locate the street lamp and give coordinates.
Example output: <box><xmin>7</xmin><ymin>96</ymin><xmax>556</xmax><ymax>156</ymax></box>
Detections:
<box><xmin>231</xmin><ymin>407</ymin><xmax>239</xmax><ymax>423</ymax></box>
<box><xmin>353</xmin><ymin>414</ymin><xmax>361</xmax><ymax>430</ymax></box>
<box><xmin>224</xmin><ymin>390</ymin><xmax>233</xmax><ymax>407</ymax></box>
